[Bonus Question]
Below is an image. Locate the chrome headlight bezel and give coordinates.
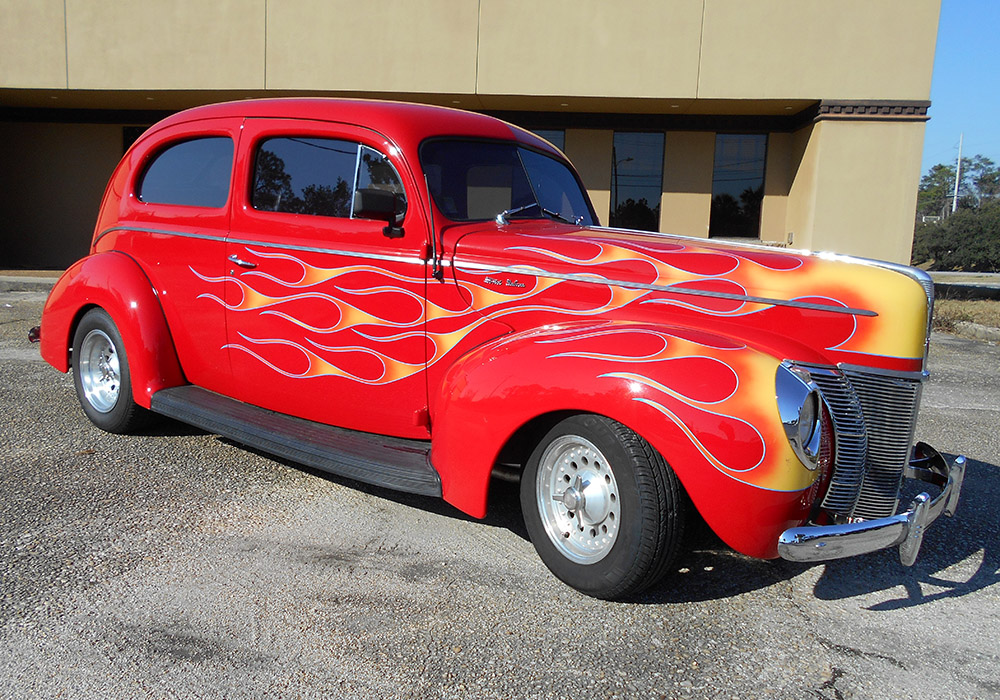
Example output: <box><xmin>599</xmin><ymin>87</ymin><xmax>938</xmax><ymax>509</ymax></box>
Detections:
<box><xmin>776</xmin><ymin>362</ymin><xmax>824</xmax><ymax>470</ymax></box>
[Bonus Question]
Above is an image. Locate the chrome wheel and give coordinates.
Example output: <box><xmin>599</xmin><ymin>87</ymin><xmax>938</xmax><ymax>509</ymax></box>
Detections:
<box><xmin>536</xmin><ymin>435</ymin><xmax>621</xmax><ymax>564</ymax></box>
<box><xmin>78</xmin><ymin>328</ymin><xmax>121</xmax><ymax>413</ymax></box>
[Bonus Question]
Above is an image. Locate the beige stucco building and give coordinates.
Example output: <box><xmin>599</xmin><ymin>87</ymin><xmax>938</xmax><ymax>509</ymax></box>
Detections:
<box><xmin>1</xmin><ymin>0</ymin><xmax>940</xmax><ymax>268</ymax></box>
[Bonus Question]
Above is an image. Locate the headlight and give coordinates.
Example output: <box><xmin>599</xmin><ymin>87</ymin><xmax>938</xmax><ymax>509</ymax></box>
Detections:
<box><xmin>775</xmin><ymin>362</ymin><xmax>824</xmax><ymax>470</ymax></box>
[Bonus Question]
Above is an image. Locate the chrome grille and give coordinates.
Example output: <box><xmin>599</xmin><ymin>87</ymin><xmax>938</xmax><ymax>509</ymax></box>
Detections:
<box><xmin>804</xmin><ymin>366</ymin><xmax>923</xmax><ymax>519</ymax></box>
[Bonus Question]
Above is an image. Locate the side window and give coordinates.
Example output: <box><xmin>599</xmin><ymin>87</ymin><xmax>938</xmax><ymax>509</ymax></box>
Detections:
<box><xmin>357</xmin><ymin>146</ymin><xmax>407</xmax><ymax>219</ymax></box>
<box><xmin>252</xmin><ymin>137</ymin><xmax>357</xmax><ymax>217</ymax></box>
<box><xmin>137</xmin><ymin>137</ymin><xmax>234</xmax><ymax>207</ymax></box>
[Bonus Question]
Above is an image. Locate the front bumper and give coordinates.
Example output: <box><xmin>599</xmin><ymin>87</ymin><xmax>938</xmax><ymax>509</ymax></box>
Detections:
<box><xmin>778</xmin><ymin>443</ymin><xmax>965</xmax><ymax>566</ymax></box>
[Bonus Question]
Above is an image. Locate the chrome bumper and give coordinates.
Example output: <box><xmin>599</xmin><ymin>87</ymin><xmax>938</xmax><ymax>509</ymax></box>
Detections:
<box><xmin>778</xmin><ymin>443</ymin><xmax>965</xmax><ymax>566</ymax></box>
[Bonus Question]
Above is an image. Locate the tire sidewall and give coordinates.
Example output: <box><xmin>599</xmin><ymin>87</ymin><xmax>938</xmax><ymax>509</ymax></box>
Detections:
<box><xmin>521</xmin><ymin>414</ymin><xmax>650</xmax><ymax>598</ymax></box>
<box><xmin>72</xmin><ymin>308</ymin><xmax>137</xmax><ymax>433</ymax></box>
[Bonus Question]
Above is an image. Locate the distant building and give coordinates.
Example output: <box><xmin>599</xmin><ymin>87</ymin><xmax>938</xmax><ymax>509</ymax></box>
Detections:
<box><xmin>0</xmin><ymin>0</ymin><xmax>940</xmax><ymax>268</ymax></box>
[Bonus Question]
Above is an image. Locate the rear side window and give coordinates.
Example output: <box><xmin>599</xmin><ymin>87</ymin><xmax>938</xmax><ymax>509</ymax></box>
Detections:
<box><xmin>137</xmin><ymin>137</ymin><xmax>234</xmax><ymax>208</ymax></box>
<box><xmin>252</xmin><ymin>137</ymin><xmax>406</xmax><ymax>220</ymax></box>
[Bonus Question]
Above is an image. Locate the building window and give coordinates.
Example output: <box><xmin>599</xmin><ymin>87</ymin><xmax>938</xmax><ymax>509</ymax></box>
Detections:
<box><xmin>610</xmin><ymin>132</ymin><xmax>664</xmax><ymax>232</ymax></box>
<box><xmin>709</xmin><ymin>134</ymin><xmax>767</xmax><ymax>239</ymax></box>
<box><xmin>532</xmin><ymin>129</ymin><xmax>565</xmax><ymax>152</ymax></box>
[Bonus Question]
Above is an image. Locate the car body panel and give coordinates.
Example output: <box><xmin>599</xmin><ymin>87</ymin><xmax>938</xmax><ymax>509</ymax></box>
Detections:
<box><xmin>38</xmin><ymin>98</ymin><xmax>947</xmax><ymax>567</ymax></box>
<box><xmin>39</xmin><ymin>251</ymin><xmax>185</xmax><ymax>406</ymax></box>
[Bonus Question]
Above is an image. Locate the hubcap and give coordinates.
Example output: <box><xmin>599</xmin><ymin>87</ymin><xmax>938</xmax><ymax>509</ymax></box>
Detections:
<box><xmin>536</xmin><ymin>435</ymin><xmax>621</xmax><ymax>564</ymax></box>
<box><xmin>78</xmin><ymin>329</ymin><xmax>121</xmax><ymax>413</ymax></box>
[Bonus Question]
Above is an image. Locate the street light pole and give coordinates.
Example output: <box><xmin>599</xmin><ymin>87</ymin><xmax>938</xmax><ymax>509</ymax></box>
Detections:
<box><xmin>952</xmin><ymin>132</ymin><xmax>963</xmax><ymax>214</ymax></box>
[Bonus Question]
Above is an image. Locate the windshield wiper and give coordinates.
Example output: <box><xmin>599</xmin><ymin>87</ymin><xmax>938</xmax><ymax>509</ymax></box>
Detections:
<box><xmin>495</xmin><ymin>202</ymin><xmax>539</xmax><ymax>225</ymax></box>
<box><xmin>540</xmin><ymin>207</ymin><xmax>583</xmax><ymax>225</ymax></box>
<box><xmin>496</xmin><ymin>202</ymin><xmax>582</xmax><ymax>226</ymax></box>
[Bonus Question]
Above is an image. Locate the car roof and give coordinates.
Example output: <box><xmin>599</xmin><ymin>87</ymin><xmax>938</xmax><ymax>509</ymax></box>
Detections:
<box><xmin>146</xmin><ymin>98</ymin><xmax>551</xmax><ymax>155</ymax></box>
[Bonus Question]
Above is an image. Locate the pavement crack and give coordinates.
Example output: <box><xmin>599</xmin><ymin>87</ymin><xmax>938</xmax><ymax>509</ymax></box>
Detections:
<box><xmin>811</xmin><ymin>666</ymin><xmax>846</xmax><ymax>700</ymax></box>
<box><xmin>819</xmin><ymin>638</ymin><xmax>908</xmax><ymax>670</ymax></box>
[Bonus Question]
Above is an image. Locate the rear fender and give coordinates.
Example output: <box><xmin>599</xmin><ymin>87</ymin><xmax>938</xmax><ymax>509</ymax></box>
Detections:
<box><xmin>40</xmin><ymin>252</ymin><xmax>185</xmax><ymax>408</ymax></box>
<box><xmin>430</xmin><ymin>320</ymin><xmax>817</xmax><ymax>558</ymax></box>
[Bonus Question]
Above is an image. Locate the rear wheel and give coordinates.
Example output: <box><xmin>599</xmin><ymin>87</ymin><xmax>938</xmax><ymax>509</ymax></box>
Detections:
<box><xmin>72</xmin><ymin>308</ymin><xmax>151</xmax><ymax>434</ymax></box>
<box><xmin>521</xmin><ymin>414</ymin><xmax>685</xmax><ymax>599</ymax></box>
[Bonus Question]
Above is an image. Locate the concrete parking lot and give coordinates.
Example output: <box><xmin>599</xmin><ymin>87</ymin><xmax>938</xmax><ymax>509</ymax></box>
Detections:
<box><xmin>1</xmin><ymin>289</ymin><xmax>998</xmax><ymax>700</ymax></box>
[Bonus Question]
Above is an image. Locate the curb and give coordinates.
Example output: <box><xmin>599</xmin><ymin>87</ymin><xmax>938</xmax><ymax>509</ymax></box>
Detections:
<box><xmin>935</xmin><ymin>283</ymin><xmax>1000</xmax><ymax>301</ymax></box>
<box><xmin>0</xmin><ymin>277</ymin><xmax>57</xmax><ymax>293</ymax></box>
<box><xmin>953</xmin><ymin>321</ymin><xmax>1000</xmax><ymax>343</ymax></box>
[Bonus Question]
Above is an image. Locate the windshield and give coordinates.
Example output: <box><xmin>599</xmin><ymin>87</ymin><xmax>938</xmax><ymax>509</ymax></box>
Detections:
<box><xmin>420</xmin><ymin>140</ymin><xmax>596</xmax><ymax>225</ymax></box>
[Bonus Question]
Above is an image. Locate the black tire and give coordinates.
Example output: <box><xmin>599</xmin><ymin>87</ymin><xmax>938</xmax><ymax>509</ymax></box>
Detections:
<box><xmin>520</xmin><ymin>414</ymin><xmax>684</xmax><ymax>599</ymax></box>
<box><xmin>72</xmin><ymin>308</ymin><xmax>151</xmax><ymax>434</ymax></box>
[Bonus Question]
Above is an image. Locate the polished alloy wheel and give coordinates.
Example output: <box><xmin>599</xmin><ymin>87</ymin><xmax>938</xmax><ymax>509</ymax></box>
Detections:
<box><xmin>78</xmin><ymin>328</ymin><xmax>121</xmax><ymax>413</ymax></box>
<box><xmin>536</xmin><ymin>435</ymin><xmax>621</xmax><ymax>564</ymax></box>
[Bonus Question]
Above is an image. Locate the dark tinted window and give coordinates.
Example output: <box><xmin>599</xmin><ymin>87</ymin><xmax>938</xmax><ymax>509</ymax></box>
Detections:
<box><xmin>420</xmin><ymin>140</ymin><xmax>594</xmax><ymax>225</ymax></box>
<box><xmin>610</xmin><ymin>132</ymin><xmax>664</xmax><ymax>232</ymax></box>
<box><xmin>252</xmin><ymin>137</ymin><xmax>357</xmax><ymax>217</ymax></box>
<box><xmin>709</xmin><ymin>134</ymin><xmax>767</xmax><ymax>238</ymax></box>
<box><xmin>138</xmin><ymin>137</ymin><xmax>234</xmax><ymax>207</ymax></box>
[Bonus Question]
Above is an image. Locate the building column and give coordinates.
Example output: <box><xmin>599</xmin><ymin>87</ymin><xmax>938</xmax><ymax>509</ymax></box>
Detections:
<box><xmin>783</xmin><ymin>102</ymin><xmax>929</xmax><ymax>263</ymax></box>
<box><xmin>660</xmin><ymin>132</ymin><xmax>714</xmax><ymax>238</ymax></box>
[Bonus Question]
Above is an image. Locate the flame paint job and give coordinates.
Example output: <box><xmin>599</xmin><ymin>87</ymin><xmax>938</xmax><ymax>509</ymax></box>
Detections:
<box><xmin>39</xmin><ymin>98</ymin><xmax>934</xmax><ymax>562</ymax></box>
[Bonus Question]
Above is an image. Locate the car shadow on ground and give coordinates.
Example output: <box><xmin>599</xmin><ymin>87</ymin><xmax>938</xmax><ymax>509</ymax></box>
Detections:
<box><xmin>809</xmin><ymin>455</ymin><xmax>999</xmax><ymax>610</ymax></box>
<box><xmin>182</xmin><ymin>428</ymin><xmax>999</xmax><ymax>607</ymax></box>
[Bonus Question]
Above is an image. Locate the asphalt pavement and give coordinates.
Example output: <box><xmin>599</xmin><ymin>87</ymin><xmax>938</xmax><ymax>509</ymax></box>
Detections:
<box><xmin>1</xmin><ymin>290</ymin><xmax>998</xmax><ymax>700</ymax></box>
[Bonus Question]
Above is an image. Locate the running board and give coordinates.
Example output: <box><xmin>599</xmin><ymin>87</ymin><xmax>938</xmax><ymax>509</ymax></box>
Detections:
<box><xmin>150</xmin><ymin>386</ymin><xmax>441</xmax><ymax>497</ymax></box>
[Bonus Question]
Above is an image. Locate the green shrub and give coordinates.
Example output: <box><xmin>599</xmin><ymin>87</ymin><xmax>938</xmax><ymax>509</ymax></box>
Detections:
<box><xmin>911</xmin><ymin>201</ymin><xmax>1000</xmax><ymax>271</ymax></box>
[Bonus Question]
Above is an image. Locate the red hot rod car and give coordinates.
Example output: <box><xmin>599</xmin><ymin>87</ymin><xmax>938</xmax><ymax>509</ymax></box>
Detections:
<box><xmin>35</xmin><ymin>99</ymin><xmax>965</xmax><ymax>599</ymax></box>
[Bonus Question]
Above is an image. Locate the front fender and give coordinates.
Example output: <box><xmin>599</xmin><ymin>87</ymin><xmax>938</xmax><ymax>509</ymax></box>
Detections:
<box><xmin>430</xmin><ymin>320</ymin><xmax>819</xmax><ymax>558</ymax></box>
<box><xmin>40</xmin><ymin>252</ymin><xmax>185</xmax><ymax>407</ymax></box>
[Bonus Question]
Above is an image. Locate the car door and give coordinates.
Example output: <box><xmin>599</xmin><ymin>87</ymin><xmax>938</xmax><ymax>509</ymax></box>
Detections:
<box><xmin>116</xmin><ymin>118</ymin><xmax>242</xmax><ymax>397</ymax></box>
<box><xmin>225</xmin><ymin>118</ymin><xmax>431</xmax><ymax>438</ymax></box>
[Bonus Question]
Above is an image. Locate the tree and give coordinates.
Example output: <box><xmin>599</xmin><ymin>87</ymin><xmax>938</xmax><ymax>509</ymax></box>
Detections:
<box><xmin>917</xmin><ymin>155</ymin><xmax>1000</xmax><ymax>218</ymax></box>
<box><xmin>612</xmin><ymin>197</ymin><xmax>660</xmax><ymax>232</ymax></box>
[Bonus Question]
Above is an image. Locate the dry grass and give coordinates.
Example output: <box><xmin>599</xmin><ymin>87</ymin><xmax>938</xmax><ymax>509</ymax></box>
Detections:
<box><xmin>933</xmin><ymin>299</ymin><xmax>1000</xmax><ymax>332</ymax></box>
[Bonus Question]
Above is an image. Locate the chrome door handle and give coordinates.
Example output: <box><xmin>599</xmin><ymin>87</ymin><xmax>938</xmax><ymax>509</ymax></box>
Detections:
<box><xmin>228</xmin><ymin>254</ymin><xmax>257</xmax><ymax>269</ymax></box>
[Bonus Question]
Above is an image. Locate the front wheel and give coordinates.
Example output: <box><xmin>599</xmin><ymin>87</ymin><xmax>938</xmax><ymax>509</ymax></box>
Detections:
<box><xmin>72</xmin><ymin>308</ymin><xmax>151</xmax><ymax>434</ymax></box>
<box><xmin>520</xmin><ymin>414</ymin><xmax>684</xmax><ymax>599</ymax></box>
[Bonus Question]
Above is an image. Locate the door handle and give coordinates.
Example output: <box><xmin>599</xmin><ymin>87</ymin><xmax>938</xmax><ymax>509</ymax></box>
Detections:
<box><xmin>228</xmin><ymin>254</ymin><xmax>257</xmax><ymax>269</ymax></box>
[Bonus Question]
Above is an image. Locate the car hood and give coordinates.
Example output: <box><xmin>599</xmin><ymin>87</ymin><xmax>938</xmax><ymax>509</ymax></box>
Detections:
<box><xmin>448</xmin><ymin>221</ymin><xmax>931</xmax><ymax>372</ymax></box>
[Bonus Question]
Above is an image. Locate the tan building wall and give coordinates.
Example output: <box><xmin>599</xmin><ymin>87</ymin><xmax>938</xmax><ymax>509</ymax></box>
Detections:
<box><xmin>1</xmin><ymin>0</ymin><xmax>939</xmax><ymax>103</ymax></box>
<box><xmin>697</xmin><ymin>0</ymin><xmax>939</xmax><ymax>101</ymax></box>
<box><xmin>800</xmin><ymin>120</ymin><xmax>928</xmax><ymax>263</ymax></box>
<box><xmin>0</xmin><ymin>0</ymin><xmax>941</xmax><ymax>267</ymax></box>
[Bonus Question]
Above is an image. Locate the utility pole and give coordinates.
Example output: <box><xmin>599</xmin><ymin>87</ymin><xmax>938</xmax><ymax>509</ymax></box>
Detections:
<box><xmin>952</xmin><ymin>132</ymin><xmax>963</xmax><ymax>213</ymax></box>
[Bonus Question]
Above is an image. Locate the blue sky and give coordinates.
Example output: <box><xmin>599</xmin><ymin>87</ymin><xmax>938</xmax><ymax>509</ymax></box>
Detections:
<box><xmin>921</xmin><ymin>0</ymin><xmax>1000</xmax><ymax>175</ymax></box>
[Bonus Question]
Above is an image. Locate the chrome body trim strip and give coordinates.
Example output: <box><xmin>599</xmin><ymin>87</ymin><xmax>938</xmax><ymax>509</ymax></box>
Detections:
<box><xmin>95</xmin><ymin>226</ymin><xmax>428</xmax><ymax>267</ymax></box>
<box><xmin>778</xmin><ymin>444</ymin><xmax>965</xmax><ymax>566</ymax></box>
<box><xmin>453</xmin><ymin>260</ymin><xmax>878</xmax><ymax>317</ymax></box>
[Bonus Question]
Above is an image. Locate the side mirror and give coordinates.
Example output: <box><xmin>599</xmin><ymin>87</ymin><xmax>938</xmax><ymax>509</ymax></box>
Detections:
<box><xmin>354</xmin><ymin>188</ymin><xmax>404</xmax><ymax>239</ymax></box>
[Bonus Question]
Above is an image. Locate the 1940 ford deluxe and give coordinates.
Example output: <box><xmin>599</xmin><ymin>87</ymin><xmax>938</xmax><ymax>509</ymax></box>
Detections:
<box><xmin>34</xmin><ymin>98</ymin><xmax>965</xmax><ymax>599</ymax></box>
